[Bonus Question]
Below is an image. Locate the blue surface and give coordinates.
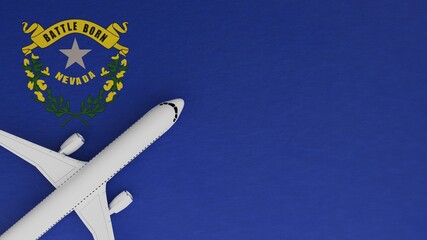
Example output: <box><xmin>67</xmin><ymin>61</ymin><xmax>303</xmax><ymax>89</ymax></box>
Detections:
<box><xmin>0</xmin><ymin>0</ymin><xmax>426</xmax><ymax>239</ymax></box>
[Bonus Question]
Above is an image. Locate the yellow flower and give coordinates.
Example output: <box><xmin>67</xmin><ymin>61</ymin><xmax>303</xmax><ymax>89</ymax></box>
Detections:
<box><xmin>105</xmin><ymin>91</ymin><xmax>116</xmax><ymax>103</ymax></box>
<box><xmin>101</xmin><ymin>67</ymin><xmax>110</xmax><ymax>77</ymax></box>
<box><xmin>121</xmin><ymin>59</ymin><xmax>127</xmax><ymax>66</ymax></box>
<box><xmin>36</xmin><ymin>80</ymin><xmax>47</xmax><ymax>91</ymax></box>
<box><xmin>103</xmin><ymin>80</ymin><xmax>114</xmax><ymax>91</ymax></box>
<box><xmin>23</xmin><ymin>58</ymin><xmax>30</xmax><ymax>66</ymax></box>
<box><xmin>31</xmin><ymin>53</ymin><xmax>39</xmax><ymax>59</ymax></box>
<box><xmin>116</xmin><ymin>82</ymin><xmax>123</xmax><ymax>91</ymax></box>
<box><xmin>27</xmin><ymin>81</ymin><xmax>34</xmax><ymax>90</ymax></box>
<box><xmin>41</xmin><ymin>67</ymin><xmax>50</xmax><ymax>76</ymax></box>
<box><xmin>34</xmin><ymin>91</ymin><xmax>45</xmax><ymax>102</ymax></box>
<box><xmin>116</xmin><ymin>71</ymin><xmax>125</xmax><ymax>79</ymax></box>
<box><xmin>111</xmin><ymin>54</ymin><xmax>120</xmax><ymax>60</ymax></box>
<box><xmin>25</xmin><ymin>70</ymin><xmax>34</xmax><ymax>78</ymax></box>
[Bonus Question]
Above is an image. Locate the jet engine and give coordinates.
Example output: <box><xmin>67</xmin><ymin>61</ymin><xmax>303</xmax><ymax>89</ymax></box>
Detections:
<box><xmin>109</xmin><ymin>191</ymin><xmax>133</xmax><ymax>214</ymax></box>
<box><xmin>59</xmin><ymin>133</ymin><xmax>85</xmax><ymax>155</ymax></box>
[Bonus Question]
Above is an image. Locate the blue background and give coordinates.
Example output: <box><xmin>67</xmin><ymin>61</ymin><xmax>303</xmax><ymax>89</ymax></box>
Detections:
<box><xmin>0</xmin><ymin>0</ymin><xmax>426</xmax><ymax>239</ymax></box>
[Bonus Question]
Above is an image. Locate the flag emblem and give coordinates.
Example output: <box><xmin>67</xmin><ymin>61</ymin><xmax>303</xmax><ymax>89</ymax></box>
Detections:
<box><xmin>21</xmin><ymin>19</ymin><xmax>130</xmax><ymax>126</ymax></box>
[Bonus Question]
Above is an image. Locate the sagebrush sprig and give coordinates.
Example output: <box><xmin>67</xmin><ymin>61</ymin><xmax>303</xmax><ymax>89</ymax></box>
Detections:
<box><xmin>22</xmin><ymin>53</ymin><xmax>128</xmax><ymax>126</ymax></box>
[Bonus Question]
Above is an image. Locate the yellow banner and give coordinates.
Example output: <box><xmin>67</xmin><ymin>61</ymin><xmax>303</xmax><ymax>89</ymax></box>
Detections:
<box><xmin>22</xmin><ymin>19</ymin><xmax>129</xmax><ymax>55</ymax></box>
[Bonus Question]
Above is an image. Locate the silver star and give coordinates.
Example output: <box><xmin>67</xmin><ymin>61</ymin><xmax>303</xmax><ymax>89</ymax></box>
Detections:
<box><xmin>59</xmin><ymin>38</ymin><xmax>91</xmax><ymax>69</ymax></box>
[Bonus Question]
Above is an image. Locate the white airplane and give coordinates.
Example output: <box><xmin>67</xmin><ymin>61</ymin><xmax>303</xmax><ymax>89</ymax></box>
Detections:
<box><xmin>0</xmin><ymin>98</ymin><xmax>184</xmax><ymax>240</ymax></box>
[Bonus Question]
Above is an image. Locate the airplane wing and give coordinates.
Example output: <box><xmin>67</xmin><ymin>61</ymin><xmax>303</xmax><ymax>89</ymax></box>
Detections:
<box><xmin>75</xmin><ymin>185</ymin><xmax>115</xmax><ymax>240</ymax></box>
<box><xmin>0</xmin><ymin>130</ymin><xmax>86</xmax><ymax>188</ymax></box>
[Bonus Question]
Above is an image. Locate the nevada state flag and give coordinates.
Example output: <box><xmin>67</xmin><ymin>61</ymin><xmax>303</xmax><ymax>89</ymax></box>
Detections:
<box><xmin>0</xmin><ymin>1</ymin><xmax>426</xmax><ymax>240</ymax></box>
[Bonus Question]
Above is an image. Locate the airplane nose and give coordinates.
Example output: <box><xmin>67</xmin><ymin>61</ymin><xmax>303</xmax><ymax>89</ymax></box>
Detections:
<box><xmin>168</xmin><ymin>98</ymin><xmax>185</xmax><ymax>114</ymax></box>
<box><xmin>162</xmin><ymin>98</ymin><xmax>184</xmax><ymax>122</ymax></box>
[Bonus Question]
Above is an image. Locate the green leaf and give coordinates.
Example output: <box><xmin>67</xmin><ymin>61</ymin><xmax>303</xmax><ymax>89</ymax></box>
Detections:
<box><xmin>107</xmin><ymin>63</ymin><xmax>115</xmax><ymax>69</ymax></box>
